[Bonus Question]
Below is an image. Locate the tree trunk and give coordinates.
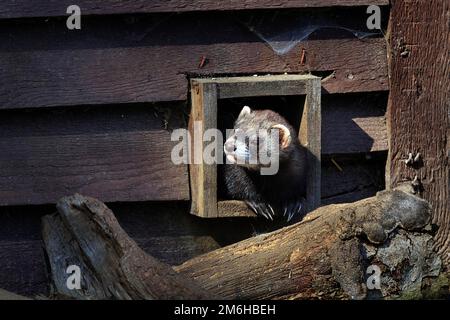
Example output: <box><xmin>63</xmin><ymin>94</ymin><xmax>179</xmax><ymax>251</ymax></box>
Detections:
<box><xmin>387</xmin><ymin>0</ymin><xmax>450</xmax><ymax>268</ymax></box>
<box><xmin>43</xmin><ymin>191</ymin><xmax>446</xmax><ymax>300</ymax></box>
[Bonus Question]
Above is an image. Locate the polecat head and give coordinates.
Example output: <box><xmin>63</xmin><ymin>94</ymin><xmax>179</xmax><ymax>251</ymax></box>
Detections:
<box><xmin>224</xmin><ymin>106</ymin><xmax>294</xmax><ymax>171</ymax></box>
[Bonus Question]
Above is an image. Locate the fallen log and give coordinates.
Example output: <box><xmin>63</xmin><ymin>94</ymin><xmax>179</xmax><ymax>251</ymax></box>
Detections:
<box><xmin>175</xmin><ymin>190</ymin><xmax>443</xmax><ymax>299</ymax></box>
<box><xmin>42</xmin><ymin>191</ymin><xmax>445</xmax><ymax>300</ymax></box>
<box><xmin>42</xmin><ymin>194</ymin><xmax>211</xmax><ymax>300</ymax></box>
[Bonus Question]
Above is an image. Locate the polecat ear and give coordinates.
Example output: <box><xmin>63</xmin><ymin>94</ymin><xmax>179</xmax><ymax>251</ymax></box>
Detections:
<box><xmin>239</xmin><ymin>106</ymin><xmax>251</xmax><ymax>118</ymax></box>
<box><xmin>271</xmin><ymin>124</ymin><xmax>291</xmax><ymax>149</ymax></box>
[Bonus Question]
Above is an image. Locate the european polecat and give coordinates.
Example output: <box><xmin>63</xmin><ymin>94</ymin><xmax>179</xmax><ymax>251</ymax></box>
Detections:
<box><xmin>222</xmin><ymin>106</ymin><xmax>307</xmax><ymax>221</ymax></box>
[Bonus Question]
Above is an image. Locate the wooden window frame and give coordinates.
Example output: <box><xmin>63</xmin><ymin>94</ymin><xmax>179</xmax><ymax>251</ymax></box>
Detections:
<box><xmin>188</xmin><ymin>74</ymin><xmax>321</xmax><ymax>218</ymax></box>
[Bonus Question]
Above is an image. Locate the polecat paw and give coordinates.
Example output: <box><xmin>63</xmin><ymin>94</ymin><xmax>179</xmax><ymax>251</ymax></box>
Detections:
<box><xmin>246</xmin><ymin>200</ymin><xmax>275</xmax><ymax>221</ymax></box>
<box><xmin>283</xmin><ymin>200</ymin><xmax>303</xmax><ymax>222</ymax></box>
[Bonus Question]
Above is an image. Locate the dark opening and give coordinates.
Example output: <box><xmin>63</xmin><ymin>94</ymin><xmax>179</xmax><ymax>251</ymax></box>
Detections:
<box><xmin>217</xmin><ymin>95</ymin><xmax>306</xmax><ymax>200</ymax></box>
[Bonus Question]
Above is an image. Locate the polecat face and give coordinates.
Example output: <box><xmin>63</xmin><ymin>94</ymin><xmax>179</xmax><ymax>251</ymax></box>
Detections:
<box><xmin>224</xmin><ymin>106</ymin><xmax>293</xmax><ymax>172</ymax></box>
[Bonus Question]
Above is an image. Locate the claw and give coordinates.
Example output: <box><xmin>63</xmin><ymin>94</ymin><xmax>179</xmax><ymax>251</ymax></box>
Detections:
<box><xmin>247</xmin><ymin>201</ymin><xmax>257</xmax><ymax>215</ymax></box>
<box><xmin>246</xmin><ymin>200</ymin><xmax>274</xmax><ymax>220</ymax></box>
<box><xmin>286</xmin><ymin>200</ymin><xmax>303</xmax><ymax>222</ymax></box>
<box><xmin>296</xmin><ymin>201</ymin><xmax>302</xmax><ymax>214</ymax></box>
<box><xmin>267</xmin><ymin>204</ymin><xmax>275</xmax><ymax>221</ymax></box>
<box><xmin>258</xmin><ymin>204</ymin><xmax>271</xmax><ymax>220</ymax></box>
<box><xmin>287</xmin><ymin>210</ymin><xmax>295</xmax><ymax>222</ymax></box>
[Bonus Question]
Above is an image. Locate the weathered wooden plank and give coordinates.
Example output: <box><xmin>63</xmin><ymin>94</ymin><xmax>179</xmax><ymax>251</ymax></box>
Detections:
<box><xmin>0</xmin><ymin>0</ymin><xmax>390</xmax><ymax>19</ymax></box>
<box><xmin>217</xmin><ymin>200</ymin><xmax>256</xmax><ymax>217</ymax></box>
<box><xmin>322</xmin><ymin>93</ymin><xmax>388</xmax><ymax>154</ymax></box>
<box><xmin>321</xmin><ymin>156</ymin><xmax>386</xmax><ymax>204</ymax></box>
<box><xmin>196</xmin><ymin>75</ymin><xmax>308</xmax><ymax>98</ymax></box>
<box><xmin>0</xmin><ymin>240</ymin><xmax>48</xmax><ymax>297</ymax></box>
<box><xmin>0</xmin><ymin>105</ymin><xmax>189</xmax><ymax>206</ymax></box>
<box><xmin>387</xmin><ymin>0</ymin><xmax>450</xmax><ymax>267</ymax></box>
<box><xmin>189</xmin><ymin>82</ymin><xmax>219</xmax><ymax>217</ymax></box>
<box><xmin>0</xmin><ymin>207</ymin><xmax>49</xmax><ymax>297</ymax></box>
<box><xmin>299</xmin><ymin>77</ymin><xmax>322</xmax><ymax>211</ymax></box>
<box><xmin>0</xmin><ymin>13</ymin><xmax>388</xmax><ymax>109</ymax></box>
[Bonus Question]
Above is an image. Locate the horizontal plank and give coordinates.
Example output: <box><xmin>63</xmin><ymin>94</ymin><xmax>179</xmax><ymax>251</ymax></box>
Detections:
<box><xmin>322</xmin><ymin>92</ymin><xmax>388</xmax><ymax>154</ymax></box>
<box><xmin>0</xmin><ymin>1</ymin><xmax>390</xmax><ymax>19</ymax></box>
<box><xmin>218</xmin><ymin>201</ymin><xmax>257</xmax><ymax>218</ymax></box>
<box><xmin>321</xmin><ymin>155</ymin><xmax>386</xmax><ymax>205</ymax></box>
<box><xmin>0</xmin><ymin>240</ymin><xmax>48</xmax><ymax>297</ymax></box>
<box><xmin>194</xmin><ymin>75</ymin><xmax>320</xmax><ymax>98</ymax></box>
<box><xmin>0</xmin><ymin>105</ymin><xmax>190</xmax><ymax>206</ymax></box>
<box><xmin>0</xmin><ymin>13</ymin><xmax>388</xmax><ymax>109</ymax></box>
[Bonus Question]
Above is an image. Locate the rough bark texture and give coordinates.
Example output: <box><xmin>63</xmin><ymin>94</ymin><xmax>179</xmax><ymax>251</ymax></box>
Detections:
<box><xmin>43</xmin><ymin>191</ymin><xmax>445</xmax><ymax>300</ymax></box>
<box><xmin>42</xmin><ymin>194</ymin><xmax>211</xmax><ymax>300</ymax></box>
<box><xmin>387</xmin><ymin>0</ymin><xmax>450</xmax><ymax>267</ymax></box>
<box><xmin>176</xmin><ymin>190</ymin><xmax>443</xmax><ymax>299</ymax></box>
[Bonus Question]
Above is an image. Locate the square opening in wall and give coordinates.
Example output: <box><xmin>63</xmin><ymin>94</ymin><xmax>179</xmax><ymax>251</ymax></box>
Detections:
<box><xmin>188</xmin><ymin>75</ymin><xmax>321</xmax><ymax>218</ymax></box>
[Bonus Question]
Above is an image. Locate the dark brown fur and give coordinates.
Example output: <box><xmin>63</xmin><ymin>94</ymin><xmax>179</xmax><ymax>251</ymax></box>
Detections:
<box><xmin>222</xmin><ymin>107</ymin><xmax>307</xmax><ymax>221</ymax></box>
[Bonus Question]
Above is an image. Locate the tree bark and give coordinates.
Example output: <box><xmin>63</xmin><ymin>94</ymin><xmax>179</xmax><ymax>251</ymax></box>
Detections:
<box><xmin>175</xmin><ymin>190</ymin><xmax>443</xmax><ymax>299</ymax></box>
<box><xmin>387</xmin><ymin>0</ymin><xmax>450</xmax><ymax>268</ymax></box>
<box><xmin>42</xmin><ymin>194</ymin><xmax>211</xmax><ymax>300</ymax></box>
<box><xmin>43</xmin><ymin>191</ymin><xmax>446</xmax><ymax>300</ymax></box>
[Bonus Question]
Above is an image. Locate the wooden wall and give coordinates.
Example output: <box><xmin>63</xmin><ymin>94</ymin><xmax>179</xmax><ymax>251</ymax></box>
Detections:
<box><xmin>0</xmin><ymin>1</ymin><xmax>391</xmax><ymax>296</ymax></box>
<box><xmin>0</xmin><ymin>5</ymin><xmax>389</xmax><ymax>206</ymax></box>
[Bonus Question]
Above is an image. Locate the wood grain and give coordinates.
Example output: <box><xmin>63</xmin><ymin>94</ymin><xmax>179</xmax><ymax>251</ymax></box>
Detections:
<box><xmin>189</xmin><ymin>81</ymin><xmax>219</xmax><ymax>217</ymax></box>
<box><xmin>176</xmin><ymin>191</ymin><xmax>438</xmax><ymax>299</ymax></box>
<box><xmin>321</xmin><ymin>156</ymin><xmax>386</xmax><ymax>205</ymax></box>
<box><xmin>196</xmin><ymin>75</ymin><xmax>308</xmax><ymax>98</ymax></box>
<box><xmin>387</xmin><ymin>0</ymin><xmax>450</xmax><ymax>267</ymax></box>
<box><xmin>299</xmin><ymin>77</ymin><xmax>322</xmax><ymax>211</ymax></box>
<box><xmin>42</xmin><ymin>194</ymin><xmax>211</xmax><ymax>299</ymax></box>
<box><xmin>0</xmin><ymin>105</ymin><xmax>189</xmax><ymax>206</ymax></box>
<box><xmin>0</xmin><ymin>13</ymin><xmax>388</xmax><ymax>109</ymax></box>
<box><xmin>0</xmin><ymin>240</ymin><xmax>48</xmax><ymax>297</ymax></box>
<box><xmin>0</xmin><ymin>202</ymin><xmax>254</xmax><ymax>296</ymax></box>
<box><xmin>0</xmin><ymin>0</ymin><xmax>389</xmax><ymax>19</ymax></box>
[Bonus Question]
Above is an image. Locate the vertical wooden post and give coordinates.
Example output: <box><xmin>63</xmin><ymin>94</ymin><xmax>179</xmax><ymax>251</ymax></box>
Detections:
<box><xmin>299</xmin><ymin>77</ymin><xmax>322</xmax><ymax>212</ymax></box>
<box><xmin>189</xmin><ymin>80</ymin><xmax>218</xmax><ymax>218</ymax></box>
<box><xmin>387</xmin><ymin>0</ymin><xmax>449</xmax><ymax>266</ymax></box>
